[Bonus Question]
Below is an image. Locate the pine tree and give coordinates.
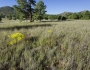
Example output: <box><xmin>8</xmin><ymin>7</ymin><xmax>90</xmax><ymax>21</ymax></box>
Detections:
<box><xmin>34</xmin><ymin>0</ymin><xmax>46</xmax><ymax>21</ymax></box>
<box><xmin>14</xmin><ymin>0</ymin><xmax>36</xmax><ymax>22</ymax></box>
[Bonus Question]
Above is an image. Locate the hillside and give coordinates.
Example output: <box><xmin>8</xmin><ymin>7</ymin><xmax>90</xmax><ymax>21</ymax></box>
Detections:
<box><xmin>0</xmin><ymin>6</ymin><xmax>14</xmax><ymax>15</ymax></box>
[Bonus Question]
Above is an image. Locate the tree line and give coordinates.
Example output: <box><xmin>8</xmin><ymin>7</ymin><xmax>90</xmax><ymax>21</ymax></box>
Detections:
<box><xmin>13</xmin><ymin>0</ymin><xmax>46</xmax><ymax>22</ymax></box>
<box><xmin>0</xmin><ymin>0</ymin><xmax>90</xmax><ymax>23</ymax></box>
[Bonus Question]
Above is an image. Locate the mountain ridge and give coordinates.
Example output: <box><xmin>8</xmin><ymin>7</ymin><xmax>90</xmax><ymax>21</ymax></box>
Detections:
<box><xmin>0</xmin><ymin>6</ymin><xmax>14</xmax><ymax>15</ymax></box>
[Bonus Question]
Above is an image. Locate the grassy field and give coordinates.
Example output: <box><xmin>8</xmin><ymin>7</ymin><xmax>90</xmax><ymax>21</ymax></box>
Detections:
<box><xmin>0</xmin><ymin>19</ymin><xmax>90</xmax><ymax>70</ymax></box>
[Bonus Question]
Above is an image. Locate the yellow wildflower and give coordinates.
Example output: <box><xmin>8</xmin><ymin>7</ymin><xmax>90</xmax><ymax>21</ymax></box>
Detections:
<box><xmin>47</xmin><ymin>30</ymin><xmax>52</xmax><ymax>33</ymax></box>
<box><xmin>8</xmin><ymin>32</ymin><xmax>25</xmax><ymax>45</ymax></box>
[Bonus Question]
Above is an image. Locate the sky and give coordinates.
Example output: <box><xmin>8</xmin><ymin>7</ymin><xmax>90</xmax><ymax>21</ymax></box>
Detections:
<box><xmin>0</xmin><ymin>0</ymin><xmax>90</xmax><ymax>14</ymax></box>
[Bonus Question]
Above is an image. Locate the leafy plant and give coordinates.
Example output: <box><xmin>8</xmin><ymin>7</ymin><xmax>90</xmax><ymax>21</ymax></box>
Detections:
<box><xmin>0</xmin><ymin>16</ymin><xmax>2</xmax><ymax>22</ymax></box>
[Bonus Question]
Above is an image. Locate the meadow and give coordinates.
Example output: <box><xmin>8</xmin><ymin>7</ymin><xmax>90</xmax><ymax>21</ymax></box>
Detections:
<box><xmin>0</xmin><ymin>19</ymin><xmax>90</xmax><ymax>70</ymax></box>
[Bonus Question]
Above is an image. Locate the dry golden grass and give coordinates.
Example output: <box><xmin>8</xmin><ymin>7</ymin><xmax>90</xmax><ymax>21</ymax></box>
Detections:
<box><xmin>0</xmin><ymin>19</ymin><xmax>90</xmax><ymax>70</ymax></box>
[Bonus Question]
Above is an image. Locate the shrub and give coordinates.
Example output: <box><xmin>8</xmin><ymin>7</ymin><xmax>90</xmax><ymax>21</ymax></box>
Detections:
<box><xmin>8</xmin><ymin>32</ymin><xmax>25</xmax><ymax>45</ymax></box>
<box><xmin>0</xmin><ymin>16</ymin><xmax>2</xmax><ymax>22</ymax></box>
<box><xmin>58</xmin><ymin>16</ymin><xmax>61</xmax><ymax>21</ymax></box>
<box><xmin>7</xmin><ymin>14</ymin><xmax>12</xmax><ymax>20</ymax></box>
<box><xmin>12</xmin><ymin>17</ymin><xmax>16</xmax><ymax>20</ymax></box>
<box><xmin>61</xmin><ymin>16</ymin><xmax>67</xmax><ymax>20</ymax></box>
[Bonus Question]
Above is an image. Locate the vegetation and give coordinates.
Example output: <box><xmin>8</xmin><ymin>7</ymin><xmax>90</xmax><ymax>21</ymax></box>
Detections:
<box><xmin>0</xmin><ymin>6</ymin><xmax>14</xmax><ymax>17</ymax></box>
<box><xmin>34</xmin><ymin>0</ymin><xmax>46</xmax><ymax>21</ymax></box>
<box><xmin>0</xmin><ymin>19</ymin><xmax>90</xmax><ymax>70</ymax></box>
<box><xmin>0</xmin><ymin>6</ymin><xmax>90</xmax><ymax>21</ymax></box>
<box><xmin>0</xmin><ymin>0</ymin><xmax>90</xmax><ymax>70</ymax></box>
<box><xmin>0</xmin><ymin>16</ymin><xmax>2</xmax><ymax>22</ymax></box>
<box><xmin>7</xmin><ymin>14</ymin><xmax>12</xmax><ymax>20</ymax></box>
<box><xmin>48</xmin><ymin>15</ymin><xmax>58</xmax><ymax>20</ymax></box>
<box><xmin>8</xmin><ymin>32</ymin><xmax>25</xmax><ymax>45</ymax></box>
<box><xmin>14</xmin><ymin>0</ymin><xmax>36</xmax><ymax>22</ymax></box>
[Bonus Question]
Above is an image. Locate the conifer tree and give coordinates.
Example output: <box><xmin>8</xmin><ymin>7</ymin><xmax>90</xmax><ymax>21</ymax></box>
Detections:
<box><xmin>14</xmin><ymin>0</ymin><xmax>36</xmax><ymax>22</ymax></box>
<box><xmin>34</xmin><ymin>0</ymin><xmax>46</xmax><ymax>21</ymax></box>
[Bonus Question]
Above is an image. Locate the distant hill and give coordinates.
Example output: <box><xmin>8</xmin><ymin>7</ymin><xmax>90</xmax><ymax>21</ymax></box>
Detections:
<box><xmin>0</xmin><ymin>6</ymin><xmax>14</xmax><ymax>15</ymax></box>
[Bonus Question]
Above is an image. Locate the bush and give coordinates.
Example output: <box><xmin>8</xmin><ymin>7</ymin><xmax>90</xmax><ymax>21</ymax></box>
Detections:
<box><xmin>58</xmin><ymin>16</ymin><xmax>61</xmax><ymax>21</ymax></box>
<box><xmin>12</xmin><ymin>17</ymin><xmax>16</xmax><ymax>20</ymax></box>
<box><xmin>61</xmin><ymin>16</ymin><xmax>67</xmax><ymax>20</ymax></box>
<box><xmin>8</xmin><ymin>17</ymin><xmax>12</xmax><ymax>20</ymax></box>
<box><xmin>44</xmin><ymin>17</ymin><xmax>48</xmax><ymax>20</ymax></box>
<box><xmin>0</xmin><ymin>16</ymin><xmax>2</xmax><ymax>22</ymax></box>
<box><xmin>7</xmin><ymin>14</ymin><xmax>12</xmax><ymax>20</ymax></box>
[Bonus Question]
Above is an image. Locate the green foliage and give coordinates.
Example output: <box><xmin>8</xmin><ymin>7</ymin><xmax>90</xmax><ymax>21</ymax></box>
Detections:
<box><xmin>12</xmin><ymin>17</ymin><xmax>16</xmax><ymax>20</ymax></box>
<box><xmin>12</xmin><ymin>14</ymin><xmax>16</xmax><ymax>20</ymax></box>
<box><xmin>77</xmin><ymin>12</ymin><xmax>83</xmax><ymax>19</ymax></box>
<box><xmin>7</xmin><ymin>14</ymin><xmax>12</xmax><ymax>20</ymax></box>
<box><xmin>61</xmin><ymin>16</ymin><xmax>67</xmax><ymax>20</ymax></box>
<box><xmin>14</xmin><ymin>0</ymin><xmax>36</xmax><ymax>22</ymax></box>
<box><xmin>82</xmin><ymin>11</ymin><xmax>90</xmax><ymax>20</ymax></box>
<box><xmin>44</xmin><ymin>10</ymin><xmax>90</xmax><ymax>20</ymax></box>
<box><xmin>0</xmin><ymin>16</ymin><xmax>2</xmax><ymax>22</ymax></box>
<box><xmin>13</xmin><ymin>5</ymin><xmax>25</xmax><ymax>22</ymax></box>
<box><xmin>48</xmin><ymin>15</ymin><xmax>58</xmax><ymax>20</ymax></box>
<box><xmin>64</xmin><ymin>12</ymin><xmax>73</xmax><ymax>19</ymax></box>
<box><xmin>34</xmin><ymin>0</ymin><xmax>46</xmax><ymax>21</ymax></box>
<box><xmin>61</xmin><ymin>12</ymin><xmax>73</xmax><ymax>19</ymax></box>
<box><xmin>61</xmin><ymin>10</ymin><xmax>90</xmax><ymax>20</ymax></box>
<box><xmin>0</xmin><ymin>13</ymin><xmax>5</xmax><ymax>18</ymax></box>
<box><xmin>33</xmin><ymin>14</ymin><xmax>38</xmax><ymax>20</ymax></box>
<box><xmin>58</xmin><ymin>15</ymin><xmax>67</xmax><ymax>21</ymax></box>
<box><xmin>58</xmin><ymin>15</ymin><xmax>61</xmax><ymax>21</ymax></box>
<box><xmin>43</xmin><ymin>14</ymin><xmax>48</xmax><ymax>20</ymax></box>
<box><xmin>68</xmin><ymin>13</ymin><xmax>79</xmax><ymax>19</ymax></box>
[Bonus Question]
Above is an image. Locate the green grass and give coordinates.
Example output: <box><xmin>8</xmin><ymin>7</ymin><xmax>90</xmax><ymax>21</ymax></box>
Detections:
<box><xmin>0</xmin><ymin>19</ymin><xmax>90</xmax><ymax>70</ymax></box>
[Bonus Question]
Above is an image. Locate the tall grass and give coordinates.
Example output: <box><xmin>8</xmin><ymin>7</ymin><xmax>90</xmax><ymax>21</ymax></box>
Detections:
<box><xmin>0</xmin><ymin>19</ymin><xmax>90</xmax><ymax>70</ymax></box>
